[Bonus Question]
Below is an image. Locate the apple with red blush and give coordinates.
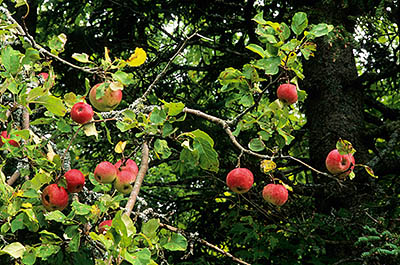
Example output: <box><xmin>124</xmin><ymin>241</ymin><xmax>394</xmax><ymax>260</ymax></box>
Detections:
<box><xmin>99</xmin><ymin>220</ymin><xmax>112</xmax><ymax>234</ymax></box>
<box><xmin>94</xmin><ymin>161</ymin><xmax>118</xmax><ymax>183</ymax></box>
<box><xmin>64</xmin><ymin>169</ymin><xmax>85</xmax><ymax>193</ymax></box>
<box><xmin>41</xmin><ymin>183</ymin><xmax>69</xmax><ymax>211</ymax></box>
<box><xmin>71</xmin><ymin>102</ymin><xmax>94</xmax><ymax>124</ymax></box>
<box><xmin>325</xmin><ymin>149</ymin><xmax>355</xmax><ymax>178</ymax></box>
<box><xmin>226</xmin><ymin>168</ymin><xmax>254</xmax><ymax>194</ymax></box>
<box><xmin>89</xmin><ymin>83</ymin><xmax>122</xmax><ymax>112</ymax></box>
<box><xmin>262</xmin><ymin>184</ymin><xmax>288</xmax><ymax>206</ymax></box>
<box><xmin>277</xmin><ymin>83</ymin><xmax>298</xmax><ymax>105</ymax></box>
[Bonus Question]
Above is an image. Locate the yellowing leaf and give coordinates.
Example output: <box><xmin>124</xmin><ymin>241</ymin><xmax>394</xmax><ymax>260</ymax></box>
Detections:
<box><xmin>277</xmin><ymin>180</ymin><xmax>293</xmax><ymax>192</ymax></box>
<box><xmin>83</xmin><ymin>123</ymin><xmax>98</xmax><ymax>139</ymax></box>
<box><xmin>21</xmin><ymin>202</ymin><xmax>33</xmax><ymax>208</ymax></box>
<box><xmin>261</xmin><ymin>160</ymin><xmax>277</xmax><ymax>173</ymax></box>
<box><xmin>115</xmin><ymin>141</ymin><xmax>127</xmax><ymax>154</ymax></box>
<box><xmin>104</xmin><ymin>47</ymin><xmax>111</xmax><ymax>63</ymax></box>
<box><xmin>126</xmin><ymin>47</ymin><xmax>147</xmax><ymax>67</ymax></box>
<box><xmin>110</xmin><ymin>82</ymin><xmax>123</xmax><ymax>91</ymax></box>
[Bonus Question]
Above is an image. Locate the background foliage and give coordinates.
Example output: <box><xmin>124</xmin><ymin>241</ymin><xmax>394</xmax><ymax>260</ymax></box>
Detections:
<box><xmin>1</xmin><ymin>0</ymin><xmax>399</xmax><ymax>264</ymax></box>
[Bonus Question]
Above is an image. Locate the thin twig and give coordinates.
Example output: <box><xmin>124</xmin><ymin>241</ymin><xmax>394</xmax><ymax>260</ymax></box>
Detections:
<box><xmin>0</xmin><ymin>7</ymin><xmax>99</xmax><ymax>74</ymax></box>
<box><xmin>124</xmin><ymin>141</ymin><xmax>150</xmax><ymax>216</ymax></box>
<box><xmin>159</xmin><ymin>223</ymin><xmax>251</xmax><ymax>265</ymax></box>
<box><xmin>183</xmin><ymin>107</ymin><xmax>271</xmax><ymax>159</ymax></box>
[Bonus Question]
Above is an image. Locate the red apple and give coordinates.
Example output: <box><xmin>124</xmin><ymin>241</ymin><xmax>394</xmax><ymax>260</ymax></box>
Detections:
<box><xmin>226</xmin><ymin>168</ymin><xmax>254</xmax><ymax>194</ymax></box>
<box><xmin>38</xmin><ymin>72</ymin><xmax>49</xmax><ymax>81</ymax></box>
<box><xmin>41</xmin><ymin>184</ymin><xmax>69</xmax><ymax>211</ymax></box>
<box><xmin>114</xmin><ymin>159</ymin><xmax>139</xmax><ymax>176</ymax></box>
<box><xmin>64</xmin><ymin>169</ymin><xmax>85</xmax><ymax>193</ymax></box>
<box><xmin>71</xmin><ymin>102</ymin><xmax>94</xmax><ymax>124</ymax></box>
<box><xmin>262</xmin><ymin>184</ymin><xmax>288</xmax><ymax>206</ymax></box>
<box><xmin>94</xmin><ymin>161</ymin><xmax>118</xmax><ymax>183</ymax></box>
<box><xmin>114</xmin><ymin>170</ymin><xmax>136</xmax><ymax>194</ymax></box>
<box><xmin>325</xmin><ymin>149</ymin><xmax>355</xmax><ymax>178</ymax></box>
<box><xmin>0</xmin><ymin>131</ymin><xmax>19</xmax><ymax>147</ymax></box>
<box><xmin>98</xmin><ymin>219</ymin><xmax>112</xmax><ymax>234</ymax></box>
<box><xmin>89</xmin><ymin>83</ymin><xmax>122</xmax><ymax>112</ymax></box>
<box><xmin>277</xmin><ymin>83</ymin><xmax>298</xmax><ymax>105</ymax></box>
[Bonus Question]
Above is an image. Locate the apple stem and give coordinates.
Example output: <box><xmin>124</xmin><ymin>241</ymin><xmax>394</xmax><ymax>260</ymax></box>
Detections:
<box><xmin>124</xmin><ymin>141</ymin><xmax>150</xmax><ymax>216</ymax></box>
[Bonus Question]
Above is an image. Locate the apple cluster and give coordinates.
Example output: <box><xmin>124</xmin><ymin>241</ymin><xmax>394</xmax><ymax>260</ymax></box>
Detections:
<box><xmin>69</xmin><ymin>82</ymin><xmax>123</xmax><ymax>125</ymax></box>
<box><xmin>41</xmin><ymin>169</ymin><xmax>85</xmax><ymax>211</ymax></box>
<box><xmin>226</xmin><ymin>168</ymin><xmax>289</xmax><ymax>206</ymax></box>
<box><xmin>94</xmin><ymin>158</ymin><xmax>139</xmax><ymax>194</ymax></box>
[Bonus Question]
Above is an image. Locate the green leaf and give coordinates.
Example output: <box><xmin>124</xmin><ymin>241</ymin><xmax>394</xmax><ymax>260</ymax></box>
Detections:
<box><xmin>308</xmin><ymin>23</ymin><xmax>333</xmax><ymax>38</ymax></box>
<box><xmin>193</xmin><ymin>137</ymin><xmax>219</xmax><ymax>172</ymax></box>
<box><xmin>56</xmin><ymin>119</ymin><xmax>72</xmax><ymax>133</ymax></box>
<box><xmin>142</xmin><ymin>218</ymin><xmax>160</xmax><ymax>239</ymax></box>
<box><xmin>68</xmin><ymin>233</ymin><xmax>81</xmax><ymax>252</ymax></box>
<box><xmin>112</xmin><ymin>71</ymin><xmax>135</xmax><ymax>85</ymax></box>
<box><xmin>277</xmin><ymin>128</ymin><xmax>295</xmax><ymax>145</ymax></box>
<box><xmin>22</xmin><ymin>48</ymin><xmax>41</xmax><ymax>65</ymax></box>
<box><xmin>161</xmin><ymin>233</ymin><xmax>188</xmax><ymax>251</ymax></box>
<box><xmin>154</xmin><ymin>139</ymin><xmax>172</xmax><ymax>159</ymax></box>
<box><xmin>279</xmin><ymin>22</ymin><xmax>291</xmax><ymax>40</ymax></box>
<box><xmin>248</xmin><ymin>138</ymin><xmax>265</xmax><ymax>152</ymax></box>
<box><xmin>22</xmin><ymin>248</ymin><xmax>37</xmax><ymax>265</ymax></box>
<box><xmin>122</xmin><ymin>248</ymin><xmax>151</xmax><ymax>265</ymax></box>
<box><xmin>36</xmin><ymin>244</ymin><xmax>61</xmax><ymax>260</ymax></box>
<box><xmin>44</xmin><ymin>210</ymin><xmax>67</xmax><ymax>223</ymax></box>
<box><xmin>0</xmin><ymin>242</ymin><xmax>25</xmax><ymax>258</ymax></box>
<box><xmin>150</xmin><ymin>106</ymin><xmax>167</xmax><ymax>125</ymax></box>
<box><xmin>218</xmin><ymin>67</ymin><xmax>244</xmax><ymax>86</ymax></box>
<box><xmin>291</xmin><ymin>12</ymin><xmax>308</xmax><ymax>35</ymax></box>
<box><xmin>33</xmin><ymin>95</ymin><xmax>67</xmax><ymax>116</ymax></box>
<box><xmin>72</xmin><ymin>53</ymin><xmax>90</xmax><ymax>63</ymax></box>
<box><xmin>189</xmin><ymin>129</ymin><xmax>215</xmax><ymax>147</ymax></box>
<box><xmin>1</xmin><ymin>46</ymin><xmax>22</xmax><ymax>76</ymax></box>
<box><xmin>71</xmin><ymin>200</ymin><xmax>92</xmax><ymax>215</ymax></box>
<box><xmin>246</xmin><ymin>44</ymin><xmax>265</xmax><ymax>58</ymax></box>
<box><xmin>11</xmin><ymin>213</ymin><xmax>25</xmax><ymax>232</ymax></box>
<box><xmin>252</xmin><ymin>12</ymin><xmax>267</xmax><ymax>24</ymax></box>
<box><xmin>162</xmin><ymin>101</ymin><xmax>185</xmax><ymax>116</ymax></box>
<box><xmin>254</xmin><ymin>56</ymin><xmax>281</xmax><ymax>75</ymax></box>
<box><xmin>39</xmin><ymin>230</ymin><xmax>62</xmax><ymax>244</ymax></box>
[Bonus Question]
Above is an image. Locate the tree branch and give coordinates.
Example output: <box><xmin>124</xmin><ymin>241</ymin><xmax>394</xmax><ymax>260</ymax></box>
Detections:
<box><xmin>124</xmin><ymin>141</ymin><xmax>150</xmax><ymax>216</ymax></box>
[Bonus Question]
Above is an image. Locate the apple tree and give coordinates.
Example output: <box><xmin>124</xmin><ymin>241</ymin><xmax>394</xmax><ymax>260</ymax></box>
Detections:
<box><xmin>1</xmin><ymin>0</ymin><xmax>400</xmax><ymax>264</ymax></box>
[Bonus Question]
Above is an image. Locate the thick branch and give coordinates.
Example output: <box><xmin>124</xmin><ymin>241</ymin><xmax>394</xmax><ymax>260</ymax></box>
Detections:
<box><xmin>124</xmin><ymin>141</ymin><xmax>150</xmax><ymax>216</ymax></box>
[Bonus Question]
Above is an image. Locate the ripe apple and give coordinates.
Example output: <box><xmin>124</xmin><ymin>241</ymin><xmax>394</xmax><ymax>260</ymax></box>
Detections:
<box><xmin>41</xmin><ymin>183</ymin><xmax>69</xmax><ymax>211</ymax></box>
<box><xmin>226</xmin><ymin>168</ymin><xmax>254</xmax><ymax>194</ymax></box>
<box><xmin>114</xmin><ymin>159</ymin><xmax>139</xmax><ymax>176</ymax></box>
<box><xmin>94</xmin><ymin>161</ymin><xmax>118</xmax><ymax>183</ymax></box>
<box><xmin>114</xmin><ymin>170</ymin><xmax>136</xmax><ymax>194</ymax></box>
<box><xmin>98</xmin><ymin>219</ymin><xmax>112</xmax><ymax>234</ymax></box>
<box><xmin>262</xmin><ymin>184</ymin><xmax>288</xmax><ymax>206</ymax></box>
<box><xmin>70</xmin><ymin>102</ymin><xmax>94</xmax><ymax>124</ymax></box>
<box><xmin>277</xmin><ymin>83</ymin><xmax>298</xmax><ymax>105</ymax></box>
<box><xmin>38</xmin><ymin>72</ymin><xmax>49</xmax><ymax>81</ymax></box>
<box><xmin>64</xmin><ymin>169</ymin><xmax>85</xmax><ymax>193</ymax></box>
<box><xmin>325</xmin><ymin>149</ymin><xmax>355</xmax><ymax>178</ymax></box>
<box><xmin>0</xmin><ymin>131</ymin><xmax>19</xmax><ymax>147</ymax></box>
<box><xmin>89</xmin><ymin>83</ymin><xmax>122</xmax><ymax>112</ymax></box>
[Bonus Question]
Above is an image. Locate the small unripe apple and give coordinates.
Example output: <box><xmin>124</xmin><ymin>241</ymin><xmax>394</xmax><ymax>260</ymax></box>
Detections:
<box><xmin>89</xmin><ymin>83</ymin><xmax>122</xmax><ymax>112</ymax></box>
<box><xmin>262</xmin><ymin>184</ymin><xmax>288</xmax><ymax>206</ymax></box>
<box><xmin>114</xmin><ymin>170</ymin><xmax>136</xmax><ymax>194</ymax></box>
<box><xmin>94</xmin><ymin>161</ymin><xmax>118</xmax><ymax>183</ymax></box>
<box><xmin>277</xmin><ymin>83</ymin><xmax>298</xmax><ymax>105</ymax></box>
<box><xmin>0</xmin><ymin>131</ymin><xmax>19</xmax><ymax>147</ymax></box>
<box><xmin>325</xmin><ymin>149</ymin><xmax>355</xmax><ymax>178</ymax></box>
<box><xmin>71</xmin><ymin>102</ymin><xmax>94</xmax><ymax>124</ymax></box>
<box><xmin>98</xmin><ymin>219</ymin><xmax>112</xmax><ymax>234</ymax></box>
<box><xmin>226</xmin><ymin>168</ymin><xmax>254</xmax><ymax>194</ymax></box>
<box><xmin>41</xmin><ymin>184</ymin><xmax>69</xmax><ymax>211</ymax></box>
<box><xmin>114</xmin><ymin>159</ymin><xmax>139</xmax><ymax>176</ymax></box>
<box><xmin>64</xmin><ymin>169</ymin><xmax>85</xmax><ymax>193</ymax></box>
